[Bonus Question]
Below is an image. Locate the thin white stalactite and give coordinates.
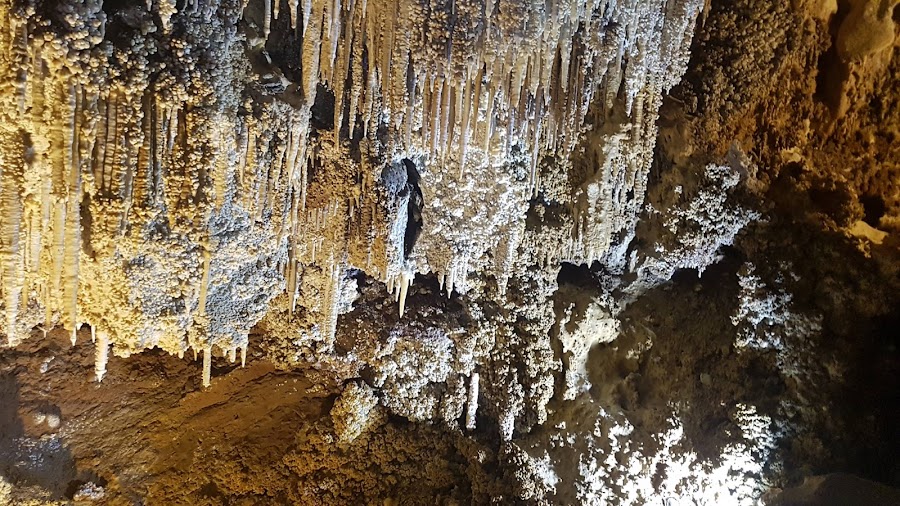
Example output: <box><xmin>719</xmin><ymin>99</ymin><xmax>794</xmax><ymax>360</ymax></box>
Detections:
<box><xmin>466</xmin><ymin>372</ymin><xmax>479</xmax><ymax>430</ymax></box>
<box><xmin>264</xmin><ymin>0</ymin><xmax>272</xmax><ymax>39</ymax></box>
<box><xmin>202</xmin><ymin>346</ymin><xmax>212</xmax><ymax>388</ymax></box>
<box><xmin>398</xmin><ymin>271</ymin><xmax>411</xmax><ymax>317</ymax></box>
<box><xmin>94</xmin><ymin>331</ymin><xmax>109</xmax><ymax>383</ymax></box>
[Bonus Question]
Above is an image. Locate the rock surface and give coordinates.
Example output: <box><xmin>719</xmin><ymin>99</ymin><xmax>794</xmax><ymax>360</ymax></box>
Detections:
<box><xmin>0</xmin><ymin>0</ymin><xmax>898</xmax><ymax>504</ymax></box>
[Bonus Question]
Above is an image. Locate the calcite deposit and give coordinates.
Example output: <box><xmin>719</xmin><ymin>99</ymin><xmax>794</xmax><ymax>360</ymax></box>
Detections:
<box><xmin>0</xmin><ymin>0</ymin><xmax>701</xmax><ymax>379</ymax></box>
<box><xmin>0</xmin><ymin>0</ymin><xmax>898</xmax><ymax>504</ymax></box>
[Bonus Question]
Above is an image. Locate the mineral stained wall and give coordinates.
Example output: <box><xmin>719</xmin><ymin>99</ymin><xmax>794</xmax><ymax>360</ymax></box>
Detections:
<box><xmin>1</xmin><ymin>0</ymin><xmax>899</xmax><ymax>504</ymax></box>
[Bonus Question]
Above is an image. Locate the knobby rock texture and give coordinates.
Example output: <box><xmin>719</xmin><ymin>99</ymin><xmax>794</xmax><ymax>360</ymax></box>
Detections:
<box><xmin>0</xmin><ymin>0</ymin><xmax>898</xmax><ymax>504</ymax></box>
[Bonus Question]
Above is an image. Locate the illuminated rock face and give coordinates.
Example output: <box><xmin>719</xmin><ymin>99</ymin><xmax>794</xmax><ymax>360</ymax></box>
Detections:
<box><xmin>1</xmin><ymin>2</ymin><xmax>899</xmax><ymax>505</ymax></box>
<box><xmin>0</xmin><ymin>0</ymin><xmax>730</xmax><ymax>502</ymax></box>
<box><xmin>0</xmin><ymin>0</ymin><xmax>702</xmax><ymax>382</ymax></box>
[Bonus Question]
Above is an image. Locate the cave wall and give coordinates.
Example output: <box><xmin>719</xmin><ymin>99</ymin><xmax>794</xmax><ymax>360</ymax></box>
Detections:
<box><xmin>0</xmin><ymin>0</ymin><xmax>898</xmax><ymax>504</ymax></box>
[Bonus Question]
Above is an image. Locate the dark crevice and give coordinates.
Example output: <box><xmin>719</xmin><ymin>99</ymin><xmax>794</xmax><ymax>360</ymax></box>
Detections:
<box><xmin>861</xmin><ymin>194</ymin><xmax>886</xmax><ymax>227</ymax></box>
<box><xmin>402</xmin><ymin>159</ymin><xmax>423</xmax><ymax>258</ymax></box>
<box><xmin>557</xmin><ymin>262</ymin><xmax>595</xmax><ymax>288</ymax></box>
<box><xmin>310</xmin><ymin>84</ymin><xmax>335</xmax><ymax>131</ymax></box>
<box><xmin>100</xmin><ymin>0</ymin><xmax>132</xmax><ymax>17</ymax></box>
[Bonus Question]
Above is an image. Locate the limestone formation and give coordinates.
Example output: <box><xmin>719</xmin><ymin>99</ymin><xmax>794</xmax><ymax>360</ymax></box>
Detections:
<box><xmin>0</xmin><ymin>0</ymin><xmax>898</xmax><ymax>504</ymax></box>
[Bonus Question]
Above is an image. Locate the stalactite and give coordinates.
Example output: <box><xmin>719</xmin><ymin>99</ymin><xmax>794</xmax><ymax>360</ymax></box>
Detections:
<box><xmin>202</xmin><ymin>346</ymin><xmax>212</xmax><ymax>388</ymax></box>
<box><xmin>0</xmin><ymin>0</ymin><xmax>704</xmax><ymax>393</ymax></box>
<box><xmin>264</xmin><ymin>0</ymin><xmax>272</xmax><ymax>39</ymax></box>
<box><xmin>290</xmin><ymin>0</ymin><xmax>299</xmax><ymax>29</ymax></box>
<box><xmin>94</xmin><ymin>330</ymin><xmax>109</xmax><ymax>383</ymax></box>
<box><xmin>0</xmin><ymin>128</ymin><xmax>24</xmax><ymax>345</ymax></box>
<box><xmin>198</xmin><ymin>247</ymin><xmax>211</xmax><ymax>316</ymax></box>
<box><xmin>466</xmin><ymin>372</ymin><xmax>479</xmax><ymax>430</ymax></box>
<box><xmin>397</xmin><ymin>271</ymin><xmax>411</xmax><ymax>316</ymax></box>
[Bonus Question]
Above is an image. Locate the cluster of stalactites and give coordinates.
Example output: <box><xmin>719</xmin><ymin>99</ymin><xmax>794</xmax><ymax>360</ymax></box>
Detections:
<box><xmin>252</xmin><ymin>0</ymin><xmax>704</xmax><ymax>293</ymax></box>
<box><xmin>0</xmin><ymin>0</ymin><xmax>281</xmax><ymax>387</ymax></box>
<box><xmin>257</xmin><ymin>0</ymin><xmax>703</xmax><ymax>188</ymax></box>
<box><xmin>0</xmin><ymin>0</ymin><xmax>704</xmax><ymax>388</ymax></box>
<box><xmin>85</xmin><ymin>324</ymin><xmax>245</xmax><ymax>385</ymax></box>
